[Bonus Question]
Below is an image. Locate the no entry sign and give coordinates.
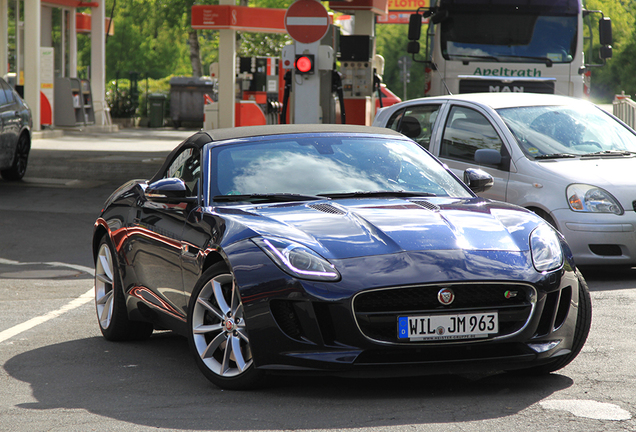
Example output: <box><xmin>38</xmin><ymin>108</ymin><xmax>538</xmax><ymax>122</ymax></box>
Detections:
<box><xmin>285</xmin><ymin>0</ymin><xmax>330</xmax><ymax>44</ymax></box>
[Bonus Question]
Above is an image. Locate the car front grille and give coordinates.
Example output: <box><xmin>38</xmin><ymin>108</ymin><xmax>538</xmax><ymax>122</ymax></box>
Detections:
<box><xmin>458</xmin><ymin>78</ymin><xmax>555</xmax><ymax>94</ymax></box>
<box><xmin>352</xmin><ymin>282</ymin><xmax>536</xmax><ymax>344</ymax></box>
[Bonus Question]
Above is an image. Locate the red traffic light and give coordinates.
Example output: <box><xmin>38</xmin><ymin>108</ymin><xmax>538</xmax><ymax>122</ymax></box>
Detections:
<box><xmin>294</xmin><ymin>55</ymin><xmax>314</xmax><ymax>74</ymax></box>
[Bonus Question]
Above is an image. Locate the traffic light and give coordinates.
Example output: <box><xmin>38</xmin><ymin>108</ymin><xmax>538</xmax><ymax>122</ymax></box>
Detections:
<box><xmin>294</xmin><ymin>54</ymin><xmax>315</xmax><ymax>75</ymax></box>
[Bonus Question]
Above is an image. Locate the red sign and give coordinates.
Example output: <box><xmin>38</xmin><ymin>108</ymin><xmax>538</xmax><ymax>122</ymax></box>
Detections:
<box><xmin>329</xmin><ymin>0</ymin><xmax>389</xmax><ymax>15</ymax></box>
<box><xmin>192</xmin><ymin>5</ymin><xmax>286</xmax><ymax>33</ymax></box>
<box><xmin>285</xmin><ymin>0</ymin><xmax>330</xmax><ymax>44</ymax></box>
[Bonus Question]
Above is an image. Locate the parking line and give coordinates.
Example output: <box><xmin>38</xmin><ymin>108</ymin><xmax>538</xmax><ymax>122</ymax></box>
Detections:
<box><xmin>0</xmin><ymin>258</ymin><xmax>94</xmax><ymax>343</ymax></box>
<box><xmin>0</xmin><ymin>289</ymin><xmax>94</xmax><ymax>343</ymax></box>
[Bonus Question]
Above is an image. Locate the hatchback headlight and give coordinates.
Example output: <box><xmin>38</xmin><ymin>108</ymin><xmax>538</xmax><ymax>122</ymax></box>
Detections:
<box><xmin>567</xmin><ymin>184</ymin><xmax>623</xmax><ymax>215</ymax></box>
<box><xmin>253</xmin><ymin>237</ymin><xmax>340</xmax><ymax>281</ymax></box>
<box><xmin>530</xmin><ymin>224</ymin><xmax>563</xmax><ymax>272</ymax></box>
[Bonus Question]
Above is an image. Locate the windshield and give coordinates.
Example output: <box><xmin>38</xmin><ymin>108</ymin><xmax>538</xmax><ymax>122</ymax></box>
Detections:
<box><xmin>497</xmin><ymin>104</ymin><xmax>636</xmax><ymax>157</ymax></box>
<box><xmin>209</xmin><ymin>136</ymin><xmax>471</xmax><ymax>199</ymax></box>
<box><xmin>441</xmin><ymin>14</ymin><xmax>577</xmax><ymax>64</ymax></box>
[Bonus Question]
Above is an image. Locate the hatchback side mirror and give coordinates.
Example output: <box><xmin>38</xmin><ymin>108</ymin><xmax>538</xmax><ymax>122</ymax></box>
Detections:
<box><xmin>463</xmin><ymin>168</ymin><xmax>494</xmax><ymax>193</ymax></box>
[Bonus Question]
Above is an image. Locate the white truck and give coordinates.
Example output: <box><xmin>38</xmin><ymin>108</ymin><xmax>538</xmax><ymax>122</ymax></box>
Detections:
<box><xmin>407</xmin><ymin>0</ymin><xmax>613</xmax><ymax>98</ymax></box>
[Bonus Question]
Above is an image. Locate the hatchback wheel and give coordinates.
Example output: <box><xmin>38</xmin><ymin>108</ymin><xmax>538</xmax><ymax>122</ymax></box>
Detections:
<box><xmin>1</xmin><ymin>133</ymin><xmax>30</xmax><ymax>181</ymax></box>
<box><xmin>188</xmin><ymin>263</ymin><xmax>262</xmax><ymax>389</ymax></box>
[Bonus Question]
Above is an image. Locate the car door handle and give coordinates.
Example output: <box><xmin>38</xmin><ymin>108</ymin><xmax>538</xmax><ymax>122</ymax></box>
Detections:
<box><xmin>182</xmin><ymin>244</ymin><xmax>200</xmax><ymax>257</ymax></box>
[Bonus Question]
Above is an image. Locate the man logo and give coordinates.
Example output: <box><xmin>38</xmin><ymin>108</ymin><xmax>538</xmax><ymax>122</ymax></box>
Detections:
<box><xmin>438</xmin><ymin>288</ymin><xmax>455</xmax><ymax>306</ymax></box>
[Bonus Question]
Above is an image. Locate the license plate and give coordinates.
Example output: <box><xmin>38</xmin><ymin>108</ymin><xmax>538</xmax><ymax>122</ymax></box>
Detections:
<box><xmin>398</xmin><ymin>312</ymin><xmax>498</xmax><ymax>341</ymax></box>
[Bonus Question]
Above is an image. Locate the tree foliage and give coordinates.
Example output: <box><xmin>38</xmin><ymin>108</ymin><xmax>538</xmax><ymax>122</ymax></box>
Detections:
<box><xmin>585</xmin><ymin>0</ymin><xmax>636</xmax><ymax>101</ymax></box>
<box><xmin>375</xmin><ymin>24</ymin><xmax>426</xmax><ymax>100</ymax></box>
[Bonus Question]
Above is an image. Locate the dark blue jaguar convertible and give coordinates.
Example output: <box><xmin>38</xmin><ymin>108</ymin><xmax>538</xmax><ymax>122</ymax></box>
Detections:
<box><xmin>93</xmin><ymin>125</ymin><xmax>591</xmax><ymax>389</ymax></box>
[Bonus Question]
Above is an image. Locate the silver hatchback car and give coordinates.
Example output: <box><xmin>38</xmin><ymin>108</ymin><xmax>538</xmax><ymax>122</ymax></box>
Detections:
<box><xmin>374</xmin><ymin>92</ymin><xmax>636</xmax><ymax>267</ymax></box>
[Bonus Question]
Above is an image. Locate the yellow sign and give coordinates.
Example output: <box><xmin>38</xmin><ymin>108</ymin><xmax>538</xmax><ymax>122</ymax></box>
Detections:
<box><xmin>41</xmin><ymin>83</ymin><xmax>54</xmax><ymax>89</ymax></box>
<box><xmin>388</xmin><ymin>0</ymin><xmax>429</xmax><ymax>11</ymax></box>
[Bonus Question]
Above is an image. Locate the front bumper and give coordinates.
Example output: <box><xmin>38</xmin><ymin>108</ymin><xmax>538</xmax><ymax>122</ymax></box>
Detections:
<box><xmin>553</xmin><ymin>208</ymin><xmax>636</xmax><ymax>266</ymax></box>
<box><xmin>226</xmin><ymin>240</ymin><xmax>582</xmax><ymax>375</ymax></box>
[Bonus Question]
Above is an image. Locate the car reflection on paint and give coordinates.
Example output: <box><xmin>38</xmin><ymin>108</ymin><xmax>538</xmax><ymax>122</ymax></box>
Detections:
<box><xmin>92</xmin><ymin>124</ymin><xmax>591</xmax><ymax>389</ymax></box>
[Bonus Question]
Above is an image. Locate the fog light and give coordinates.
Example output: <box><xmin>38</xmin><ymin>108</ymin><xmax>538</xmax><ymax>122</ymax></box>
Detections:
<box><xmin>527</xmin><ymin>340</ymin><xmax>561</xmax><ymax>353</ymax></box>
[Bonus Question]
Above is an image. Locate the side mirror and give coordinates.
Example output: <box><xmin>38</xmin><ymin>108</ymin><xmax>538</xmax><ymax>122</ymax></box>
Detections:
<box><xmin>463</xmin><ymin>168</ymin><xmax>494</xmax><ymax>193</ymax></box>
<box><xmin>600</xmin><ymin>45</ymin><xmax>613</xmax><ymax>60</ymax></box>
<box><xmin>407</xmin><ymin>41</ymin><xmax>421</xmax><ymax>55</ymax></box>
<box><xmin>145</xmin><ymin>178</ymin><xmax>196</xmax><ymax>203</ymax></box>
<box><xmin>408</xmin><ymin>13</ymin><xmax>422</xmax><ymax>41</ymax></box>
<box><xmin>474</xmin><ymin>148</ymin><xmax>502</xmax><ymax>166</ymax></box>
<box><xmin>599</xmin><ymin>17</ymin><xmax>612</xmax><ymax>46</ymax></box>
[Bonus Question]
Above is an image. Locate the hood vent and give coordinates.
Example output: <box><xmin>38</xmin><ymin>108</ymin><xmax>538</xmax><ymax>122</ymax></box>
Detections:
<box><xmin>410</xmin><ymin>200</ymin><xmax>440</xmax><ymax>212</ymax></box>
<box><xmin>308</xmin><ymin>203</ymin><xmax>347</xmax><ymax>215</ymax></box>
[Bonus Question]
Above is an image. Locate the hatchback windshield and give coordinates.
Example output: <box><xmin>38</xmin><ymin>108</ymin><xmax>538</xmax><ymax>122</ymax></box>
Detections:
<box><xmin>210</xmin><ymin>136</ymin><xmax>471</xmax><ymax>199</ymax></box>
<box><xmin>497</xmin><ymin>104</ymin><xmax>636</xmax><ymax>158</ymax></box>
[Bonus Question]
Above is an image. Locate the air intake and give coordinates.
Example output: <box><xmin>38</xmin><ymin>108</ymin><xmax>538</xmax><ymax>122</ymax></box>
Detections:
<box><xmin>308</xmin><ymin>203</ymin><xmax>346</xmax><ymax>215</ymax></box>
<box><xmin>410</xmin><ymin>200</ymin><xmax>440</xmax><ymax>211</ymax></box>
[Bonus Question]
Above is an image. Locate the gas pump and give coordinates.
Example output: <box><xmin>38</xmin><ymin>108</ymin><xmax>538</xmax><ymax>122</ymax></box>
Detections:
<box><xmin>205</xmin><ymin>56</ymin><xmax>284</xmax><ymax>129</ymax></box>
<box><xmin>280</xmin><ymin>40</ymin><xmax>345</xmax><ymax>125</ymax></box>
<box><xmin>339</xmin><ymin>35</ymin><xmax>376</xmax><ymax>125</ymax></box>
<box><xmin>236</xmin><ymin>57</ymin><xmax>282</xmax><ymax>124</ymax></box>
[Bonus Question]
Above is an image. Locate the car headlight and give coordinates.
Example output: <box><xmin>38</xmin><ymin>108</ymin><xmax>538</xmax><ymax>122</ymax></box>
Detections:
<box><xmin>567</xmin><ymin>184</ymin><xmax>623</xmax><ymax>215</ymax></box>
<box><xmin>530</xmin><ymin>224</ymin><xmax>564</xmax><ymax>272</ymax></box>
<box><xmin>252</xmin><ymin>237</ymin><xmax>340</xmax><ymax>281</ymax></box>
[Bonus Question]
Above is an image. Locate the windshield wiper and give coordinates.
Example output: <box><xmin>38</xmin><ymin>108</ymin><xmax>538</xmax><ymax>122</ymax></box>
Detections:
<box><xmin>450</xmin><ymin>54</ymin><xmax>500</xmax><ymax>63</ymax></box>
<box><xmin>498</xmin><ymin>55</ymin><xmax>553</xmax><ymax>67</ymax></box>
<box><xmin>212</xmin><ymin>193</ymin><xmax>326</xmax><ymax>203</ymax></box>
<box><xmin>318</xmin><ymin>191</ymin><xmax>436</xmax><ymax>199</ymax></box>
<box><xmin>450</xmin><ymin>54</ymin><xmax>553</xmax><ymax>67</ymax></box>
<box><xmin>534</xmin><ymin>153</ymin><xmax>577</xmax><ymax>160</ymax></box>
<box><xmin>581</xmin><ymin>150</ymin><xmax>635</xmax><ymax>158</ymax></box>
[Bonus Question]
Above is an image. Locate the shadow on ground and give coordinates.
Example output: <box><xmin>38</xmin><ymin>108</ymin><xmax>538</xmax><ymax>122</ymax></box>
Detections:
<box><xmin>5</xmin><ymin>332</ymin><xmax>572</xmax><ymax>430</ymax></box>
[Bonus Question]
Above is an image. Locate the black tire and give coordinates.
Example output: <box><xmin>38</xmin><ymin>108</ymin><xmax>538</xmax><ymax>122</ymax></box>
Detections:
<box><xmin>187</xmin><ymin>262</ymin><xmax>263</xmax><ymax>390</ymax></box>
<box><xmin>513</xmin><ymin>270</ymin><xmax>592</xmax><ymax>375</ymax></box>
<box><xmin>530</xmin><ymin>207</ymin><xmax>559</xmax><ymax>231</ymax></box>
<box><xmin>1</xmin><ymin>133</ymin><xmax>30</xmax><ymax>181</ymax></box>
<box><xmin>94</xmin><ymin>236</ymin><xmax>153</xmax><ymax>341</ymax></box>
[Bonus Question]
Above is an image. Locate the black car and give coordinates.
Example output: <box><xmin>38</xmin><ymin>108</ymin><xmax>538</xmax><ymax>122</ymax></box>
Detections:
<box><xmin>0</xmin><ymin>77</ymin><xmax>32</xmax><ymax>181</ymax></box>
<box><xmin>93</xmin><ymin>124</ymin><xmax>591</xmax><ymax>389</ymax></box>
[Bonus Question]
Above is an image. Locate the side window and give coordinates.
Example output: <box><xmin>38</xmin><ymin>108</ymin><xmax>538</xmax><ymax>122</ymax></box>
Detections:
<box><xmin>0</xmin><ymin>81</ymin><xmax>8</xmax><ymax>106</ymax></box>
<box><xmin>396</xmin><ymin>104</ymin><xmax>441</xmax><ymax>150</ymax></box>
<box><xmin>2</xmin><ymin>81</ymin><xmax>15</xmax><ymax>104</ymax></box>
<box><xmin>440</xmin><ymin>106</ymin><xmax>503</xmax><ymax>162</ymax></box>
<box><xmin>164</xmin><ymin>147</ymin><xmax>201</xmax><ymax>196</ymax></box>
<box><xmin>385</xmin><ymin>108</ymin><xmax>405</xmax><ymax>132</ymax></box>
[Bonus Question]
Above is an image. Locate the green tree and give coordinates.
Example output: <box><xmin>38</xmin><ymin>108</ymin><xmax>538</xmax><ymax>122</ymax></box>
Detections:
<box><xmin>585</xmin><ymin>0</ymin><xmax>636</xmax><ymax>101</ymax></box>
<box><xmin>375</xmin><ymin>23</ymin><xmax>426</xmax><ymax>100</ymax></box>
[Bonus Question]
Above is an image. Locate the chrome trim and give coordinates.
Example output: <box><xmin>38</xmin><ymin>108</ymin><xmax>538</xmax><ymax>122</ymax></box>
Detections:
<box><xmin>351</xmin><ymin>281</ymin><xmax>538</xmax><ymax>346</ymax></box>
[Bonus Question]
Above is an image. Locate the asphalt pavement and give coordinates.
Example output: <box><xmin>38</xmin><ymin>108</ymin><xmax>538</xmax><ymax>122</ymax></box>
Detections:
<box><xmin>29</xmin><ymin>127</ymin><xmax>195</xmax><ymax>186</ymax></box>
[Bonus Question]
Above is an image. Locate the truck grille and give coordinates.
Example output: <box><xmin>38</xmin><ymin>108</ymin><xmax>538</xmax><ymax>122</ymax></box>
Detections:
<box><xmin>353</xmin><ymin>282</ymin><xmax>536</xmax><ymax>344</ymax></box>
<box><xmin>459</xmin><ymin>78</ymin><xmax>555</xmax><ymax>94</ymax></box>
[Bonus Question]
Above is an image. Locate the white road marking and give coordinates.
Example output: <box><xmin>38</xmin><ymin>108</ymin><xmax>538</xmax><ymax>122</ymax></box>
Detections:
<box><xmin>540</xmin><ymin>399</ymin><xmax>632</xmax><ymax>421</ymax></box>
<box><xmin>0</xmin><ymin>258</ymin><xmax>94</xmax><ymax>343</ymax></box>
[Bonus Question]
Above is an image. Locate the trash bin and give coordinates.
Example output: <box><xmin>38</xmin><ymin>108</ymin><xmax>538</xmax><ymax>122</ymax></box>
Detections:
<box><xmin>148</xmin><ymin>93</ymin><xmax>167</xmax><ymax>128</ymax></box>
<box><xmin>169</xmin><ymin>77</ymin><xmax>216</xmax><ymax>128</ymax></box>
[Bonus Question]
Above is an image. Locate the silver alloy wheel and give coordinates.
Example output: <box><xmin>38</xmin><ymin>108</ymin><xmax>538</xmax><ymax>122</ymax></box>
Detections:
<box><xmin>192</xmin><ymin>273</ymin><xmax>253</xmax><ymax>378</ymax></box>
<box><xmin>95</xmin><ymin>242</ymin><xmax>115</xmax><ymax>329</ymax></box>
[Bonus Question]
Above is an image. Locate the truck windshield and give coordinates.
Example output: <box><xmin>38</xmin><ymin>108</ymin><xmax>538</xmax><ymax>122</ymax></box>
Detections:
<box><xmin>440</xmin><ymin>14</ymin><xmax>577</xmax><ymax>64</ymax></box>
